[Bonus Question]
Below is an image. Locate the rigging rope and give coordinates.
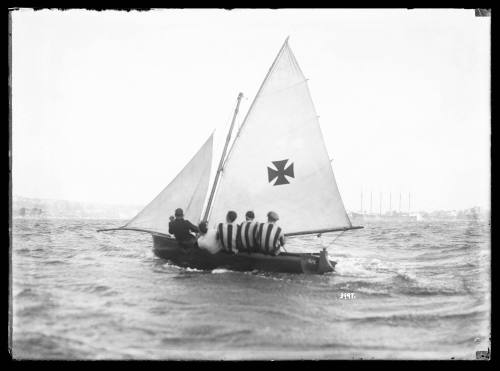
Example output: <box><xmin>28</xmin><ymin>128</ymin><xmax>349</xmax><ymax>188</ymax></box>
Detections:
<box><xmin>317</xmin><ymin>230</ymin><xmax>346</xmax><ymax>250</ymax></box>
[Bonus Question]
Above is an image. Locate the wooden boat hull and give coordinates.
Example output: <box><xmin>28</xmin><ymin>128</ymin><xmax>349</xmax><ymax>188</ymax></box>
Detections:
<box><xmin>152</xmin><ymin>235</ymin><xmax>336</xmax><ymax>274</ymax></box>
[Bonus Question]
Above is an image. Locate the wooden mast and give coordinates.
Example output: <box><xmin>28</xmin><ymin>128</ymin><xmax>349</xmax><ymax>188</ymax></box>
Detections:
<box><xmin>202</xmin><ymin>37</ymin><xmax>289</xmax><ymax>222</ymax></box>
<box><xmin>202</xmin><ymin>92</ymin><xmax>244</xmax><ymax>222</ymax></box>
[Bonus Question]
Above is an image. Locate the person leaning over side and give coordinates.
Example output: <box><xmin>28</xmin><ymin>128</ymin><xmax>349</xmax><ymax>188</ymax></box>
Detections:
<box><xmin>256</xmin><ymin>211</ymin><xmax>285</xmax><ymax>256</ymax></box>
<box><xmin>216</xmin><ymin>210</ymin><xmax>239</xmax><ymax>254</ymax></box>
<box><xmin>237</xmin><ymin>210</ymin><xmax>259</xmax><ymax>254</ymax></box>
<box><xmin>168</xmin><ymin>208</ymin><xmax>199</xmax><ymax>249</ymax></box>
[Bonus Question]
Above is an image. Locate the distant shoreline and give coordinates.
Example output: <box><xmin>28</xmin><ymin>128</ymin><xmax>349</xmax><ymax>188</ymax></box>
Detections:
<box><xmin>12</xmin><ymin>216</ymin><xmax>130</xmax><ymax>221</ymax></box>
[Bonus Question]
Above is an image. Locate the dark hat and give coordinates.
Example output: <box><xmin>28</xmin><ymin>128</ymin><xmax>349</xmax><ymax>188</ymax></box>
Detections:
<box><xmin>267</xmin><ymin>211</ymin><xmax>279</xmax><ymax>221</ymax></box>
<box><xmin>226</xmin><ymin>210</ymin><xmax>237</xmax><ymax>223</ymax></box>
<box><xmin>175</xmin><ymin>208</ymin><xmax>184</xmax><ymax>217</ymax></box>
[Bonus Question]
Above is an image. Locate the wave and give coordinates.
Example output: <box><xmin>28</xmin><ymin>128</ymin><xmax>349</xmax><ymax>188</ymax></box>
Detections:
<box><xmin>211</xmin><ymin>268</ymin><xmax>232</xmax><ymax>274</ymax></box>
<box><xmin>350</xmin><ymin>309</ymin><xmax>487</xmax><ymax>325</ymax></box>
<box><xmin>392</xmin><ymin>273</ymin><xmax>471</xmax><ymax>296</ymax></box>
<box><xmin>393</xmin><ymin>270</ymin><xmax>417</xmax><ymax>283</ymax></box>
<box><xmin>355</xmin><ymin>287</ymin><xmax>393</xmax><ymax>297</ymax></box>
<box><xmin>160</xmin><ymin>328</ymin><xmax>255</xmax><ymax>346</ymax></box>
<box><xmin>12</xmin><ymin>331</ymin><xmax>96</xmax><ymax>360</ymax></box>
<box><xmin>331</xmin><ymin>280</ymin><xmax>392</xmax><ymax>297</ymax></box>
<box><xmin>11</xmin><ymin>218</ymin><xmax>490</xmax><ymax>359</ymax></box>
<box><xmin>16</xmin><ymin>302</ymin><xmax>57</xmax><ymax>317</ymax></box>
<box><xmin>15</xmin><ymin>288</ymin><xmax>39</xmax><ymax>299</ymax></box>
<box><xmin>79</xmin><ymin>284</ymin><xmax>119</xmax><ymax>296</ymax></box>
<box><xmin>184</xmin><ymin>267</ymin><xmax>206</xmax><ymax>273</ymax></box>
<box><xmin>335</xmin><ymin>258</ymin><xmax>378</xmax><ymax>278</ymax></box>
<box><xmin>44</xmin><ymin>259</ymin><xmax>67</xmax><ymax>266</ymax></box>
<box><xmin>328</xmin><ymin>266</ymin><xmax>471</xmax><ymax>297</ymax></box>
<box><xmin>14</xmin><ymin>248</ymin><xmax>32</xmax><ymax>253</ymax></box>
<box><xmin>398</xmin><ymin>286</ymin><xmax>468</xmax><ymax>297</ymax></box>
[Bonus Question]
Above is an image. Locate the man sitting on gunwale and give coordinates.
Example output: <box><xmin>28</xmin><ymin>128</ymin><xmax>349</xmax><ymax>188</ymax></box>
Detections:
<box><xmin>237</xmin><ymin>210</ymin><xmax>259</xmax><ymax>254</ymax></box>
<box><xmin>216</xmin><ymin>210</ymin><xmax>239</xmax><ymax>254</ymax></box>
<box><xmin>168</xmin><ymin>208</ymin><xmax>199</xmax><ymax>248</ymax></box>
<box><xmin>256</xmin><ymin>211</ymin><xmax>285</xmax><ymax>256</ymax></box>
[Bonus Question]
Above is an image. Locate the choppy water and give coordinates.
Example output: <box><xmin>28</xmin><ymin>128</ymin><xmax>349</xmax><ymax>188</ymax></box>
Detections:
<box><xmin>10</xmin><ymin>218</ymin><xmax>490</xmax><ymax>360</ymax></box>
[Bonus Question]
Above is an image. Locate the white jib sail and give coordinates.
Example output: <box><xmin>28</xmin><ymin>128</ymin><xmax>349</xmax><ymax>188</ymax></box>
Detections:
<box><xmin>123</xmin><ymin>134</ymin><xmax>213</xmax><ymax>236</ymax></box>
<box><xmin>208</xmin><ymin>40</ymin><xmax>352</xmax><ymax>235</ymax></box>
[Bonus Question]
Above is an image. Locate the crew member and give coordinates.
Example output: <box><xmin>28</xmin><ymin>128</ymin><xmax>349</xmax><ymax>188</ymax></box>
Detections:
<box><xmin>256</xmin><ymin>211</ymin><xmax>285</xmax><ymax>256</ymax></box>
<box><xmin>197</xmin><ymin>221</ymin><xmax>222</xmax><ymax>254</ymax></box>
<box><xmin>168</xmin><ymin>208</ymin><xmax>199</xmax><ymax>248</ymax></box>
<box><xmin>216</xmin><ymin>211</ymin><xmax>239</xmax><ymax>254</ymax></box>
<box><xmin>237</xmin><ymin>210</ymin><xmax>259</xmax><ymax>253</ymax></box>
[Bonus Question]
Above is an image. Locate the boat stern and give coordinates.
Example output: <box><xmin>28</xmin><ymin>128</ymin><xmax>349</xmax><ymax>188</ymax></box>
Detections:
<box><xmin>317</xmin><ymin>248</ymin><xmax>335</xmax><ymax>274</ymax></box>
<box><xmin>299</xmin><ymin>248</ymin><xmax>336</xmax><ymax>274</ymax></box>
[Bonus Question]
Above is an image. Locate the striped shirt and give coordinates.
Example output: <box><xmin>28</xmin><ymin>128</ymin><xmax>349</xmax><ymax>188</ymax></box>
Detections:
<box><xmin>216</xmin><ymin>222</ymin><xmax>238</xmax><ymax>254</ymax></box>
<box><xmin>256</xmin><ymin>222</ymin><xmax>285</xmax><ymax>256</ymax></box>
<box><xmin>237</xmin><ymin>220</ymin><xmax>259</xmax><ymax>252</ymax></box>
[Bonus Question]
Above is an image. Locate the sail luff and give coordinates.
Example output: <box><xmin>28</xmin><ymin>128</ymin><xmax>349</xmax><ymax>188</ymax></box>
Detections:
<box><xmin>205</xmin><ymin>38</ymin><xmax>291</xmax><ymax>223</ymax></box>
<box><xmin>221</xmin><ymin>37</ymin><xmax>291</xmax><ymax>171</ymax></box>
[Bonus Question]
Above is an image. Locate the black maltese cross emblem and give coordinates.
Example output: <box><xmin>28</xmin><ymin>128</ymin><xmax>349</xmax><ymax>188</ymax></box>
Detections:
<box><xmin>267</xmin><ymin>159</ymin><xmax>294</xmax><ymax>186</ymax></box>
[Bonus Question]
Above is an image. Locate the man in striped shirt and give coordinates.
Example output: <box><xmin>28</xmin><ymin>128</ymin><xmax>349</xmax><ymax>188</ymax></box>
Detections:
<box><xmin>256</xmin><ymin>211</ymin><xmax>285</xmax><ymax>256</ymax></box>
<box><xmin>216</xmin><ymin>210</ymin><xmax>239</xmax><ymax>254</ymax></box>
<box><xmin>237</xmin><ymin>211</ymin><xmax>259</xmax><ymax>253</ymax></box>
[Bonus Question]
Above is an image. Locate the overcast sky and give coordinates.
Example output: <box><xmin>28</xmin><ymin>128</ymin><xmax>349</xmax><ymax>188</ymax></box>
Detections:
<box><xmin>11</xmin><ymin>9</ymin><xmax>490</xmax><ymax>212</ymax></box>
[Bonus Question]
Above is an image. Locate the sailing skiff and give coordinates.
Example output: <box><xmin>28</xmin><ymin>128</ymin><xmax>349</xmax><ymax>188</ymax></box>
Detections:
<box><xmin>99</xmin><ymin>37</ymin><xmax>363</xmax><ymax>274</ymax></box>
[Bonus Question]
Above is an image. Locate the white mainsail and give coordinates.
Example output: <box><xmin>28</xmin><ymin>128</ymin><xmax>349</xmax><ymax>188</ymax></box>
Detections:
<box><xmin>123</xmin><ymin>134</ymin><xmax>213</xmax><ymax>236</ymax></box>
<box><xmin>207</xmin><ymin>39</ymin><xmax>352</xmax><ymax>235</ymax></box>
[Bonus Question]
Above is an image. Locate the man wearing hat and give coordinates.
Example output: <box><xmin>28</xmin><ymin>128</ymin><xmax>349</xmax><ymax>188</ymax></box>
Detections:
<box><xmin>168</xmin><ymin>208</ymin><xmax>199</xmax><ymax>248</ymax></box>
<box><xmin>255</xmin><ymin>211</ymin><xmax>285</xmax><ymax>256</ymax></box>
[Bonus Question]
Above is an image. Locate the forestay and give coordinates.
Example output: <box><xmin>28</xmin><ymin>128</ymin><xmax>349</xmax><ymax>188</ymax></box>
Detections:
<box><xmin>207</xmin><ymin>39</ymin><xmax>352</xmax><ymax>235</ymax></box>
<box><xmin>122</xmin><ymin>134</ymin><xmax>213</xmax><ymax>236</ymax></box>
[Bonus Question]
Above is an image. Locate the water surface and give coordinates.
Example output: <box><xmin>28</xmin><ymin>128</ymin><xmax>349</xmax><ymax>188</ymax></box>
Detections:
<box><xmin>11</xmin><ymin>218</ymin><xmax>490</xmax><ymax>359</ymax></box>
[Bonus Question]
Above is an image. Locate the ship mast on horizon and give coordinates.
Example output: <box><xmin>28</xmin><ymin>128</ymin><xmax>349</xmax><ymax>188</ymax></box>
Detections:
<box><xmin>357</xmin><ymin>191</ymin><xmax>414</xmax><ymax>216</ymax></box>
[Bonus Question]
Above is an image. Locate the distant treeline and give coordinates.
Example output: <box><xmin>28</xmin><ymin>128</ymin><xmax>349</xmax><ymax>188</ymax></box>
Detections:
<box><xmin>12</xmin><ymin>196</ymin><xmax>141</xmax><ymax>219</ymax></box>
<box><xmin>16</xmin><ymin>207</ymin><xmax>44</xmax><ymax>216</ymax></box>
